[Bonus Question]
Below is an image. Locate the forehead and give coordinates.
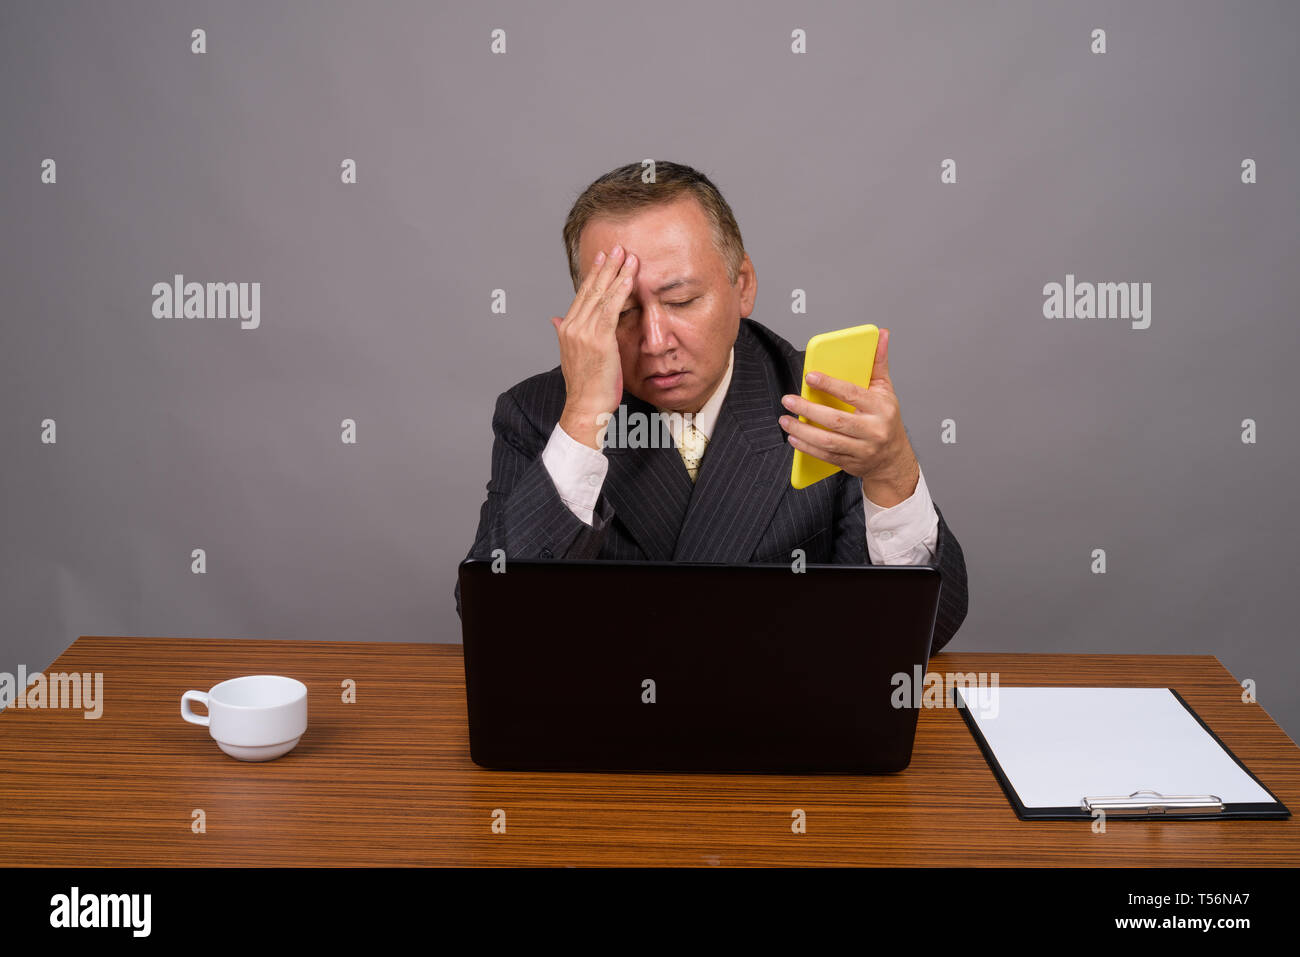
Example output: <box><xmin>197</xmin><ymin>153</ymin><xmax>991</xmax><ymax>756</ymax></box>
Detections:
<box><xmin>578</xmin><ymin>196</ymin><xmax>715</xmax><ymax>274</ymax></box>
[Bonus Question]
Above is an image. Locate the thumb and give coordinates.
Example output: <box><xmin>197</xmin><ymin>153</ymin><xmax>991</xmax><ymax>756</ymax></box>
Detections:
<box><xmin>869</xmin><ymin>327</ymin><xmax>892</xmax><ymax>388</ymax></box>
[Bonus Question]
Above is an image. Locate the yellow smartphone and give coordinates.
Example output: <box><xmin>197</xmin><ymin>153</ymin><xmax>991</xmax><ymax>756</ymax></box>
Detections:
<box><xmin>789</xmin><ymin>323</ymin><xmax>879</xmax><ymax>490</ymax></box>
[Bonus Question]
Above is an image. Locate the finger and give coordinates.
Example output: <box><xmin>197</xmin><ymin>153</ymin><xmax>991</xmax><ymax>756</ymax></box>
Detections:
<box><xmin>599</xmin><ymin>252</ymin><xmax>639</xmax><ymax>326</ymax></box>
<box><xmin>870</xmin><ymin>327</ymin><xmax>891</xmax><ymax>387</ymax></box>
<box><xmin>780</xmin><ymin>393</ymin><xmax>856</xmax><ymax>433</ymax></box>
<box><xmin>578</xmin><ymin>245</ymin><xmax>630</xmax><ymax>327</ymax></box>
<box><xmin>561</xmin><ymin>247</ymin><xmax>620</xmax><ymax>334</ymax></box>
<box><xmin>561</xmin><ymin>249</ymin><xmax>610</xmax><ymax>328</ymax></box>
<box><xmin>804</xmin><ymin>371</ymin><xmax>870</xmax><ymax>409</ymax></box>
<box><xmin>783</xmin><ymin>429</ymin><xmax>848</xmax><ymax>468</ymax></box>
<box><xmin>779</xmin><ymin>414</ymin><xmax>852</xmax><ymax>457</ymax></box>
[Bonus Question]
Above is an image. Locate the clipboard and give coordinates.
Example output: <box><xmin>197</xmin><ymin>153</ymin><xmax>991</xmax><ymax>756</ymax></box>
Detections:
<box><xmin>954</xmin><ymin>686</ymin><xmax>1291</xmax><ymax>821</ymax></box>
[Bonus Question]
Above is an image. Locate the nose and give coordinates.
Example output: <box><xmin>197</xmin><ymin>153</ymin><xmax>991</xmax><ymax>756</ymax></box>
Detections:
<box><xmin>638</xmin><ymin>304</ymin><xmax>674</xmax><ymax>355</ymax></box>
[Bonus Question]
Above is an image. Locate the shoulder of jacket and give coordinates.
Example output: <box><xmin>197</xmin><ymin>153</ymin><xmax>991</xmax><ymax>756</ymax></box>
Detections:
<box><xmin>739</xmin><ymin>316</ymin><xmax>803</xmax><ymax>387</ymax></box>
<box><xmin>496</xmin><ymin>365</ymin><xmax>566</xmax><ymax>435</ymax></box>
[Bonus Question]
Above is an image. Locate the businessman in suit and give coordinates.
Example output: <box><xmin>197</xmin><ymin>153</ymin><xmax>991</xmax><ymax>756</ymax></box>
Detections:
<box><xmin>455</xmin><ymin>161</ymin><xmax>967</xmax><ymax>653</ymax></box>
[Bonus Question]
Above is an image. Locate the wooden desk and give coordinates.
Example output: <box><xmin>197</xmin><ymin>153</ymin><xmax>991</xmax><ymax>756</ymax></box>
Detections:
<box><xmin>0</xmin><ymin>637</ymin><xmax>1296</xmax><ymax>866</ymax></box>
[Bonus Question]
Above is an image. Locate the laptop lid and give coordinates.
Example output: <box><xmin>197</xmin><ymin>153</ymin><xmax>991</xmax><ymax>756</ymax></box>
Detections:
<box><xmin>457</xmin><ymin>558</ymin><xmax>943</xmax><ymax>773</ymax></box>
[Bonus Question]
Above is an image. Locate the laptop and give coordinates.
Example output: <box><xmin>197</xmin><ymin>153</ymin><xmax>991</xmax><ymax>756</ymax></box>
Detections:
<box><xmin>457</xmin><ymin>558</ymin><xmax>944</xmax><ymax>773</ymax></box>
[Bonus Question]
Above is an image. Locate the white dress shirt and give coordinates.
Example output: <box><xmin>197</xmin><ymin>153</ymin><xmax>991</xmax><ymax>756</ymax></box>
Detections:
<box><xmin>540</xmin><ymin>346</ymin><xmax>939</xmax><ymax>565</ymax></box>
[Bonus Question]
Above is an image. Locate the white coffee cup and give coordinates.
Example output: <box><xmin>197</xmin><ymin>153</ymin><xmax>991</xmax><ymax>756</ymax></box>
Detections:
<box><xmin>181</xmin><ymin>675</ymin><xmax>308</xmax><ymax>761</ymax></box>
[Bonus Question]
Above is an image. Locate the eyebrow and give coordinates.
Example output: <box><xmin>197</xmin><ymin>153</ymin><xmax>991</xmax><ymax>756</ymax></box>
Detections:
<box><xmin>650</xmin><ymin>277</ymin><xmax>702</xmax><ymax>295</ymax></box>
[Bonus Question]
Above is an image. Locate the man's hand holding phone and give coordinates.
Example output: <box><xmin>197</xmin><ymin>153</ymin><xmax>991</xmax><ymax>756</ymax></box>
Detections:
<box><xmin>779</xmin><ymin>327</ymin><xmax>921</xmax><ymax>507</ymax></box>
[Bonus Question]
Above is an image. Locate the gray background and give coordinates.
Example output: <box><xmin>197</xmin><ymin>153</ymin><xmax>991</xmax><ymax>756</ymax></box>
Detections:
<box><xmin>2</xmin><ymin>1</ymin><xmax>1297</xmax><ymax>740</ymax></box>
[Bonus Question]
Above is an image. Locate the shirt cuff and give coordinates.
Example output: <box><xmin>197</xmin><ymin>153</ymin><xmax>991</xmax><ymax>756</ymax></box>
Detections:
<box><xmin>863</xmin><ymin>466</ymin><xmax>939</xmax><ymax>565</ymax></box>
<box><xmin>541</xmin><ymin>422</ymin><xmax>609</xmax><ymax>526</ymax></box>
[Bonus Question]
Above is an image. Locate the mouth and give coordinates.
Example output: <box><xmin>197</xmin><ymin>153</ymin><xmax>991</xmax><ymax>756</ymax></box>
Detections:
<box><xmin>646</xmin><ymin>370</ymin><xmax>687</xmax><ymax>388</ymax></box>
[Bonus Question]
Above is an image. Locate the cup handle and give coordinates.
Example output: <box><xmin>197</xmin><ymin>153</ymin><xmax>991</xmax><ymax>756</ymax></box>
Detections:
<box><xmin>181</xmin><ymin>690</ymin><xmax>210</xmax><ymax>726</ymax></box>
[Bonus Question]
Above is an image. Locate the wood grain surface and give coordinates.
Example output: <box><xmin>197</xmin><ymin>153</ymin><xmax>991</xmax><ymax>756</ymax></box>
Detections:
<box><xmin>0</xmin><ymin>636</ymin><xmax>1296</xmax><ymax>866</ymax></box>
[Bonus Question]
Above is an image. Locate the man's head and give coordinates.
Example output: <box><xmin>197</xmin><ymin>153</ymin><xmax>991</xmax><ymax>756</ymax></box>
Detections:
<box><xmin>562</xmin><ymin>162</ymin><xmax>757</xmax><ymax>414</ymax></box>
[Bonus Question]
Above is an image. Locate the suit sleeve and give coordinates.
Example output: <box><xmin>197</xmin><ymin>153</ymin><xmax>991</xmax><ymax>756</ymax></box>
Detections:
<box><xmin>453</xmin><ymin>390</ymin><xmax>615</xmax><ymax>618</ymax></box>
<box><xmin>923</xmin><ymin>502</ymin><xmax>969</xmax><ymax>655</ymax></box>
<box><xmin>831</xmin><ymin>474</ymin><xmax>969</xmax><ymax>655</ymax></box>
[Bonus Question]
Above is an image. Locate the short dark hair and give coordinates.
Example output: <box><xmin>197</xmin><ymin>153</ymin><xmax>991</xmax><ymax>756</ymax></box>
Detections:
<box><xmin>562</xmin><ymin>160</ymin><xmax>746</xmax><ymax>290</ymax></box>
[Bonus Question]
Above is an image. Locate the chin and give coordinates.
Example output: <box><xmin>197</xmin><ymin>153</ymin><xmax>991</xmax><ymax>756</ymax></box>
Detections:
<box><xmin>661</xmin><ymin>393</ymin><xmax>703</xmax><ymax>414</ymax></box>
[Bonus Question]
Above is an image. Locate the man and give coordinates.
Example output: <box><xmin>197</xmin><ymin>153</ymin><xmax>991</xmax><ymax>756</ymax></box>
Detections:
<box><xmin>455</xmin><ymin>161</ymin><xmax>967</xmax><ymax>653</ymax></box>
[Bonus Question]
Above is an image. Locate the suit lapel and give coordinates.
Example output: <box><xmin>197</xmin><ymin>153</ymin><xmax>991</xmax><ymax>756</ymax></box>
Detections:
<box><xmin>673</xmin><ymin>325</ymin><xmax>792</xmax><ymax>562</ymax></box>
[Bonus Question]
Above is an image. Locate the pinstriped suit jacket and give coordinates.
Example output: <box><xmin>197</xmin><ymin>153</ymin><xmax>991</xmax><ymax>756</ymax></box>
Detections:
<box><xmin>455</xmin><ymin>317</ymin><xmax>968</xmax><ymax>653</ymax></box>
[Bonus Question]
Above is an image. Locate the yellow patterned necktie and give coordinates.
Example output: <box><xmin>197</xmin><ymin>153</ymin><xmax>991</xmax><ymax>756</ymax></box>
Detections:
<box><xmin>678</xmin><ymin>421</ymin><xmax>708</xmax><ymax>482</ymax></box>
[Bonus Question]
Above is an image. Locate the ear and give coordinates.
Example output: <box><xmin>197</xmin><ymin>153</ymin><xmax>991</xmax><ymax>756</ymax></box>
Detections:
<box><xmin>735</xmin><ymin>253</ymin><xmax>757</xmax><ymax>317</ymax></box>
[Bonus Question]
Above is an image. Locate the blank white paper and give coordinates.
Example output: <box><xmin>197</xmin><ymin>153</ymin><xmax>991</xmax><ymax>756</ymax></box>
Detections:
<box><xmin>955</xmin><ymin>687</ymin><xmax>1275</xmax><ymax>808</ymax></box>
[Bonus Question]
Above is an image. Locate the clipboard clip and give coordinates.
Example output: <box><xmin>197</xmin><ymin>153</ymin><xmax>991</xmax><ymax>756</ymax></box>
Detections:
<box><xmin>1081</xmin><ymin>789</ymin><xmax>1224</xmax><ymax>816</ymax></box>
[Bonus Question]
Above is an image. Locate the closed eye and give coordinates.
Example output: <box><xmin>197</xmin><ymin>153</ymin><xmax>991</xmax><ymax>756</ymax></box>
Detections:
<box><xmin>620</xmin><ymin>298</ymin><xmax>699</xmax><ymax>317</ymax></box>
